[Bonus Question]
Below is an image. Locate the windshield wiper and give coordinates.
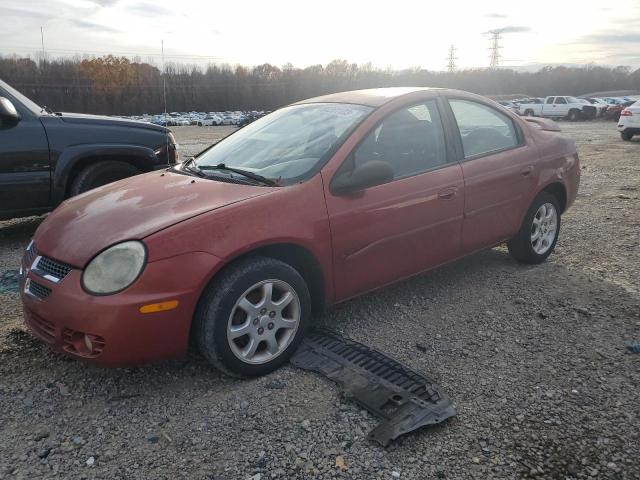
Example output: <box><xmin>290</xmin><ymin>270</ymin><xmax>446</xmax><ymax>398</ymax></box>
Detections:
<box><xmin>181</xmin><ymin>157</ymin><xmax>206</xmax><ymax>178</ymax></box>
<box><xmin>198</xmin><ymin>163</ymin><xmax>277</xmax><ymax>186</ymax></box>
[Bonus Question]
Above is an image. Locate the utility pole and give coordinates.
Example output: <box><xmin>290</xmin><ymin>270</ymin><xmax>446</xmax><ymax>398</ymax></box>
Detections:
<box><xmin>446</xmin><ymin>45</ymin><xmax>457</xmax><ymax>72</ymax></box>
<box><xmin>489</xmin><ymin>30</ymin><xmax>502</xmax><ymax>68</ymax></box>
<box><xmin>40</xmin><ymin>26</ymin><xmax>46</xmax><ymax>64</ymax></box>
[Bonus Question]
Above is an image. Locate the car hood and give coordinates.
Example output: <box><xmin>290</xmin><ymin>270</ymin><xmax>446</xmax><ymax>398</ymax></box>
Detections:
<box><xmin>59</xmin><ymin>112</ymin><xmax>167</xmax><ymax>132</ymax></box>
<box><xmin>34</xmin><ymin>170</ymin><xmax>272</xmax><ymax>267</ymax></box>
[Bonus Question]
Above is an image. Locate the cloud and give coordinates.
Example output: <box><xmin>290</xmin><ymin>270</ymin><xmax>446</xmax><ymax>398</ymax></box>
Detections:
<box><xmin>486</xmin><ymin>13</ymin><xmax>507</xmax><ymax>19</ymax></box>
<box><xmin>581</xmin><ymin>33</ymin><xmax>640</xmax><ymax>44</ymax></box>
<box><xmin>484</xmin><ymin>26</ymin><xmax>532</xmax><ymax>35</ymax></box>
<box><xmin>500</xmin><ymin>25</ymin><xmax>532</xmax><ymax>34</ymax></box>
<box><xmin>69</xmin><ymin>19</ymin><xmax>121</xmax><ymax>34</ymax></box>
<box><xmin>125</xmin><ymin>2</ymin><xmax>174</xmax><ymax>17</ymax></box>
<box><xmin>87</xmin><ymin>0</ymin><xmax>119</xmax><ymax>6</ymax></box>
<box><xmin>0</xmin><ymin>6</ymin><xmax>51</xmax><ymax>20</ymax></box>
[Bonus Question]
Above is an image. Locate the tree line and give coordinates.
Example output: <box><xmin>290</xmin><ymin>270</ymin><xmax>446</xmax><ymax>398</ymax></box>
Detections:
<box><xmin>1</xmin><ymin>54</ymin><xmax>639</xmax><ymax>115</ymax></box>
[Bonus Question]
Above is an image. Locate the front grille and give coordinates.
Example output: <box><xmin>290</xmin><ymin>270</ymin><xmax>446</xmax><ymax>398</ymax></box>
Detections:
<box><xmin>34</xmin><ymin>256</ymin><xmax>72</xmax><ymax>281</ymax></box>
<box><xmin>25</xmin><ymin>310</ymin><xmax>56</xmax><ymax>343</ymax></box>
<box><xmin>28</xmin><ymin>280</ymin><xmax>51</xmax><ymax>300</ymax></box>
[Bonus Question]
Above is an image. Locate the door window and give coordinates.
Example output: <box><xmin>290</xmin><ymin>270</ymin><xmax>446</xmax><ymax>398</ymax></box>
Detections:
<box><xmin>449</xmin><ymin>99</ymin><xmax>519</xmax><ymax>158</ymax></box>
<box><xmin>546</xmin><ymin>97</ymin><xmax>555</xmax><ymax>104</ymax></box>
<box><xmin>555</xmin><ymin>97</ymin><xmax>567</xmax><ymax>104</ymax></box>
<box><xmin>352</xmin><ymin>100</ymin><xmax>448</xmax><ymax>181</ymax></box>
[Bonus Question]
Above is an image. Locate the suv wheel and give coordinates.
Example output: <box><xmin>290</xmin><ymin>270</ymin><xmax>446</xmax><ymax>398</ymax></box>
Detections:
<box><xmin>525</xmin><ymin>109</ymin><xmax>534</xmax><ymax>116</ymax></box>
<box><xmin>69</xmin><ymin>161</ymin><xmax>141</xmax><ymax>196</ymax></box>
<box><xmin>507</xmin><ymin>191</ymin><xmax>561</xmax><ymax>264</ymax></box>
<box><xmin>194</xmin><ymin>257</ymin><xmax>311</xmax><ymax>377</ymax></box>
<box><xmin>621</xmin><ymin>131</ymin><xmax>633</xmax><ymax>141</ymax></box>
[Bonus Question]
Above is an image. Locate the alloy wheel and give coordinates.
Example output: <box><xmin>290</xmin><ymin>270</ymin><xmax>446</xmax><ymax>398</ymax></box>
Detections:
<box><xmin>227</xmin><ymin>279</ymin><xmax>301</xmax><ymax>364</ymax></box>
<box><xmin>530</xmin><ymin>202</ymin><xmax>558</xmax><ymax>255</ymax></box>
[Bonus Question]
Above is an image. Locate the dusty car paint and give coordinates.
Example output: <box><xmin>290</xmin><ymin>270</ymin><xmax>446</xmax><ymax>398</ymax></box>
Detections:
<box><xmin>21</xmin><ymin>87</ymin><xmax>580</xmax><ymax>366</ymax></box>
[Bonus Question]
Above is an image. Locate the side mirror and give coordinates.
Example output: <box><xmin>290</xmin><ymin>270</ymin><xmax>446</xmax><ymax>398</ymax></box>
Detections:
<box><xmin>331</xmin><ymin>160</ymin><xmax>394</xmax><ymax>195</ymax></box>
<box><xmin>0</xmin><ymin>97</ymin><xmax>21</xmax><ymax>124</ymax></box>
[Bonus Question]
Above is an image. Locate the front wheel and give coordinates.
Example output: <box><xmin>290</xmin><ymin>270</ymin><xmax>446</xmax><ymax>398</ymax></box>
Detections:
<box><xmin>193</xmin><ymin>257</ymin><xmax>311</xmax><ymax>377</ymax></box>
<box><xmin>508</xmin><ymin>192</ymin><xmax>561</xmax><ymax>264</ymax></box>
<box><xmin>567</xmin><ymin>110</ymin><xmax>580</xmax><ymax>121</ymax></box>
<box><xmin>69</xmin><ymin>161</ymin><xmax>140</xmax><ymax>196</ymax></box>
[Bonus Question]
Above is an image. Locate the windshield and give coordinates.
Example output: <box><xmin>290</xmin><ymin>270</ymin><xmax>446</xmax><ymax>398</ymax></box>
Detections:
<box><xmin>566</xmin><ymin>97</ymin><xmax>581</xmax><ymax>104</ymax></box>
<box><xmin>194</xmin><ymin>103</ymin><xmax>372</xmax><ymax>184</ymax></box>
<box><xmin>0</xmin><ymin>79</ymin><xmax>44</xmax><ymax>115</ymax></box>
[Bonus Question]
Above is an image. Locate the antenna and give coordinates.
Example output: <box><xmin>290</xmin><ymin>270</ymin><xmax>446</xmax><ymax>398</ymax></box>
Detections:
<box><xmin>488</xmin><ymin>30</ymin><xmax>502</xmax><ymax>68</ymax></box>
<box><xmin>446</xmin><ymin>45</ymin><xmax>457</xmax><ymax>72</ymax></box>
<box><xmin>161</xmin><ymin>40</ymin><xmax>170</xmax><ymax>166</ymax></box>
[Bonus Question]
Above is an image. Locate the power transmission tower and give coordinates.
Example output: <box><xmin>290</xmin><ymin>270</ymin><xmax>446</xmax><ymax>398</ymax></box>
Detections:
<box><xmin>446</xmin><ymin>45</ymin><xmax>457</xmax><ymax>72</ymax></box>
<box><xmin>489</xmin><ymin>30</ymin><xmax>502</xmax><ymax>68</ymax></box>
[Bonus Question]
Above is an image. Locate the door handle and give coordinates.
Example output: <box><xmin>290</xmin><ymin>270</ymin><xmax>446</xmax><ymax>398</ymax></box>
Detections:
<box><xmin>438</xmin><ymin>188</ymin><xmax>457</xmax><ymax>200</ymax></box>
<box><xmin>521</xmin><ymin>165</ymin><xmax>534</xmax><ymax>176</ymax></box>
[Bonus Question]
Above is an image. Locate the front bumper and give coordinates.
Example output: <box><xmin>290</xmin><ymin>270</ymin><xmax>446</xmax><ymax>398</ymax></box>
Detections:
<box><xmin>20</xmin><ymin>249</ymin><xmax>221</xmax><ymax>367</ymax></box>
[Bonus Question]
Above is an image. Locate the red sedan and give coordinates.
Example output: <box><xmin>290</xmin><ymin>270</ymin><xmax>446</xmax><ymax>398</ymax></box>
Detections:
<box><xmin>20</xmin><ymin>88</ymin><xmax>580</xmax><ymax>376</ymax></box>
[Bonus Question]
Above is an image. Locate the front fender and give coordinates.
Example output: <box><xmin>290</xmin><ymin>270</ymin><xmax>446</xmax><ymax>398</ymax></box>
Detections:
<box><xmin>51</xmin><ymin>144</ymin><xmax>159</xmax><ymax>205</ymax></box>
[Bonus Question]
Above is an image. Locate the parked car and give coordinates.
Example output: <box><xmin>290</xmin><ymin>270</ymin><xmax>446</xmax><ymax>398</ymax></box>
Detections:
<box><xmin>517</xmin><ymin>96</ymin><xmax>596</xmax><ymax>120</ymax></box>
<box><xmin>617</xmin><ymin>101</ymin><xmax>640</xmax><ymax>141</ymax></box>
<box><xmin>497</xmin><ymin>101</ymin><xmax>519</xmax><ymax>114</ymax></box>
<box><xmin>0</xmin><ymin>79</ymin><xmax>178</xmax><ymax>221</ymax></box>
<box><xmin>516</xmin><ymin>98</ymin><xmax>543</xmax><ymax>115</ymax></box>
<box><xmin>198</xmin><ymin>115</ymin><xmax>223</xmax><ymax>126</ymax></box>
<box><xmin>581</xmin><ymin>97</ymin><xmax>609</xmax><ymax>117</ymax></box>
<box><xmin>604</xmin><ymin>100</ymin><xmax>636</xmax><ymax>121</ymax></box>
<box><xmin>20</xmin><ymin>87</ymin><xmax>580</xmax><ymax>376</ymax></box>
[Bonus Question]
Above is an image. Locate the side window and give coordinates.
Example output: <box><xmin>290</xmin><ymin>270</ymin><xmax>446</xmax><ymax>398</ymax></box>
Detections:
<box><xmin>546</xmin><ymin>97</ymin><xmax>555</xmax><ymax>104</ymax></box>
<box><xmin>449</xmin><ymin>99</ymin><xmax>519</xmax><ymax>158</ymax></box>
<box><xmin>352</xmin><ymin>100</ymin><xmax>447</xmax><ymax>180</ymax></box>
<box><xmin>555</xmin><ymin>97</ymin><xmax>567</xmax><ymax>104</ymax></box>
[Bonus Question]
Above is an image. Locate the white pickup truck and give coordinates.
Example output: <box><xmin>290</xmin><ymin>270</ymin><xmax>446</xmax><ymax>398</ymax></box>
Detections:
<box><xmin>518</xmin><ymin>96</ymin><xmax>597</xmax><ymax>121</ymax></box>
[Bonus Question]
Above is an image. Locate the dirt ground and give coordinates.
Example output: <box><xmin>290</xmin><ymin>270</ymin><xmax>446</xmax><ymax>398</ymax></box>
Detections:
<box><xmin>0</xmin><ymin>121</ymin><xmax>638</xmax><ymax>480</ymax></box>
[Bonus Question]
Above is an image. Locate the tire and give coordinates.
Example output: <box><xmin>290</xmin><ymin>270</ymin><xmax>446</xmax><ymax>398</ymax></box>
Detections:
<box><xmin>507</xmin><ymin>191</ymin><xmax>561</xmax><ymax>265</ymax></box>
<box><xmin>567</xmin><ymin>110</ymin><xmax>580</xmax><ymax>121</ymax></box>
<box><xmin>198</xmin><ymin>122</ymin><xmax>202</xmax><ymax>126</ymax></box>
<box><xmin>193</xmin><ymin>256</ymin><xmax>311</xmax><ymax>377</ymax></box>
<box><xmin>525</xmin><ymin>109</ymin><xmax>534</xmax><ymax>117</ymax></box>
<box><xmin>621</xmin><ymin>131</ymin><xmax>633</xmax><ymax>141</ymax></box>
<box><xmin>69</xmin><ymin>161</ymin><xmax>141</xmax><ymax>196</ymax></box>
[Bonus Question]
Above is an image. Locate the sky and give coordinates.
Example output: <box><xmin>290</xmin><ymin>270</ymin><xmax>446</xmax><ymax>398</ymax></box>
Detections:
<box><xmin>1</xmin><ymin>0</ymin><xmax>640</xmax><ymax>71</ymax></box>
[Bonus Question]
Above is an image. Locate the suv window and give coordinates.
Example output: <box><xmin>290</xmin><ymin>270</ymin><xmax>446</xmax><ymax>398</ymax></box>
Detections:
<box><xmin>555</xmin><ymin>97</ymin><xmax>567</xmax><ymax>104</ymax></box>
<box><xmin>352</xmin><ymin>100</ymin><xmax>447</xmax><ymax>180</ymax></box>
<box><xmin>546</xmin><ymin>97</ymin><xmax>555</xmax><ymax>104</ymax></box>
<box><xmin>449</xmin><ymin>99</ymin><xmax>519</xmax><ymax>158</ymax></box>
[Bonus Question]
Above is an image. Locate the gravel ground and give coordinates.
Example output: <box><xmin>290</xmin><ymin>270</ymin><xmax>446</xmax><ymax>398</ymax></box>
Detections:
<box><xmin>0</xmin><ymin>122</ymin><xmax>638</xmax><ymax>480</ymax></box>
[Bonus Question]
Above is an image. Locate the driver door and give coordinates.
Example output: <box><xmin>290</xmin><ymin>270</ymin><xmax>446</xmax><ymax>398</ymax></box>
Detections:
<box><xmin>323</xmin><ymin>100</ymin><xmax>464</xmax><ymax>301</ymax></box>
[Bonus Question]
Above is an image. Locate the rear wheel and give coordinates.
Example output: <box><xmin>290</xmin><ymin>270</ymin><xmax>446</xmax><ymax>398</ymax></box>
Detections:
<box><xmin>621</xmin><ymin>131</ymin><xmax>633</xmax><ymax>141</ymax></box>
<box><xmin>525</xmin><ymin>109</ymin><xmax>534</xmax><ymax>117</ymax></box>
<box><xmin>194</xmin><ymin>257</ymin><xmax>311</xmax><ymax>377</ymax></box>
<box><xmin>69</xmin><ymin>161</ymin><xmax>140</xmax><ymax>196</ymax></box>
<box><xmin>508</xmin><ymin>192</ymin><xmax>561</xmax><ymax>264</ymax></box>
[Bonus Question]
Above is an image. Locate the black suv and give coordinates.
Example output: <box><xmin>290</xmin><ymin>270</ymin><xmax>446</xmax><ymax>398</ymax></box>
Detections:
<box><xmin>0</xmin><ymin>79</ymin><xmax>178</xmax><ymax>220</ymax></box>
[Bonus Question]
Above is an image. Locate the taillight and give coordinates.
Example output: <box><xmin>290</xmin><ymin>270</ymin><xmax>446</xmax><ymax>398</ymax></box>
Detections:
<box><xmin>620</xmin><ymin>109</ymin><xmax>632</xmax><ymax>116</ymax></box>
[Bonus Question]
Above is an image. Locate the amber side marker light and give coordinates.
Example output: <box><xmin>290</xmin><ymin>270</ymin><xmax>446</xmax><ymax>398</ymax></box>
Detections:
<box><xmin>139</xmin><ymin>300</ymin><xmax>179</xmax><ymax>314</ymax></box>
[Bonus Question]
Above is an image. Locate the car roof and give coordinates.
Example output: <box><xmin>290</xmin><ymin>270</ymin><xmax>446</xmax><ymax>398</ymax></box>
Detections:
<box><xmin>293</xmin><ymin>87</ymin><xmax>446</xmax><ymax>107</ymax></box>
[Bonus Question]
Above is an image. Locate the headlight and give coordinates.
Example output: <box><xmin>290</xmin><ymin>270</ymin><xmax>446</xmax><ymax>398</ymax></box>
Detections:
<box><xmin>82</xmin><ymin>241</ymin><xmax>147</xmax><ymax>295</ymax></box>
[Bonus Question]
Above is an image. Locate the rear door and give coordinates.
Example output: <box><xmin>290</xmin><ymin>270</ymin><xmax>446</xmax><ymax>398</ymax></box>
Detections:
<box><xmin>324</xmin><ymin>99</ymin><xmax>464</xmax><ymax>301</ymax></box>
<box><xmin>0</xmin><ymin>86</ymin><xmax>51</xmax><ymax>218</ymax></box>
<box><xmin>445</xmin><ymin>97</ymin><xmax>536</xmax><ymax>252</ymax></box>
